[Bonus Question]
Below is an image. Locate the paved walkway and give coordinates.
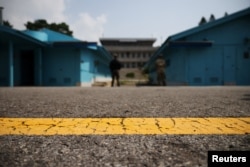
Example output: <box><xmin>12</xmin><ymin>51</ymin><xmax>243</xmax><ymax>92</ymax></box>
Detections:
<box><xmin>0</xmin><ymin>86</ymin><xmax>250</xmax><ymax>167</ymax></box>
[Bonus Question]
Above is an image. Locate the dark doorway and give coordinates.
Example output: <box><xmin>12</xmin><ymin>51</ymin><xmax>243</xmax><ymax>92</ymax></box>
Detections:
<box><xmin>20</xmin><ymin>50</ymin><xmax>35</xmax><ymax>86</ymax></box>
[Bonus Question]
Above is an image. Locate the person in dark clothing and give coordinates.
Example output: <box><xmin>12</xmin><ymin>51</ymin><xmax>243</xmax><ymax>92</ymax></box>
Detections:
<box><xmin>109</xmin><ymin>54</ymin><xmax>122</xmax><ymax>87</ymax></box>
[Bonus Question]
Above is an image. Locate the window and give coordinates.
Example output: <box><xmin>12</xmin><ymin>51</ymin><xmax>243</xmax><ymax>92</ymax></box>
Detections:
<box><xmin>137</xmin><ymin>62</ymin><xmax>142</xmax><ymax>68</ymax></box>
<box><xmin>132</xmin><ymin>62</ymin><xmax>135</xmax><ymax>68</ymax></box>
<box><xmin>134</xmin><ymin>52</ymin><xmax>138</xmax><ymax>58</ymax></box>
<box><xmin>122</xmin><ymin>63</ymin><xmax>126</xmax><ymax>68</ymax></box>
<box><xmin>126</xmin><ymin>52</ymin><xmax>130</xmax><ymax>58</ymax></box>
<box><xmin>132</xmin><ymin>53</ymin><xmax>135</xmax><ymax>58</ymax></box>
<box><xmin>149</xmin><ymin>52</ymin><xmax>152</xmax><ymax>58</ymax></box>
<box><xmin>126</xmin><ymin>63</ymin><xmax>130</xmax><ymax>68</ymax></box>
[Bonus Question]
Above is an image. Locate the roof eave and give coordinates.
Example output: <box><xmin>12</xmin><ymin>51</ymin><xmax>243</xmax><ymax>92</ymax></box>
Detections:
<box><xmin>170</xmin><ymin>7</ymin><xmax>250</xmax><ymax>41</ymax></box>
<box><xmin>0</xmin><ymin>26</ymin><xmax>47</xmax><ymax>46</ymax></box>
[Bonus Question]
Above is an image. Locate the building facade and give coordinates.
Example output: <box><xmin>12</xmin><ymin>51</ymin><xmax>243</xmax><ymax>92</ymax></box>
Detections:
<box><xmin>100</xmin><ymin>38</ymin><xmax>158</xmax><ymax>79</ymax></box>
<box><xmin>145</xmin><ymin>8</ymin><xmax>250</xmax><ymax>85</ymax></box>
<box><xmin>0</xmin><ymin>26</ymin><xmax>112</xmax><ymax>87</ymax></box>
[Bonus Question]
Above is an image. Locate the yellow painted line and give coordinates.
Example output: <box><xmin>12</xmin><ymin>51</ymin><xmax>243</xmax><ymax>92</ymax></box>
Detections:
<box><xmin>0</xmin><ymin>117</ymin><xmax>249</xmax><ymax>135</ymax></box>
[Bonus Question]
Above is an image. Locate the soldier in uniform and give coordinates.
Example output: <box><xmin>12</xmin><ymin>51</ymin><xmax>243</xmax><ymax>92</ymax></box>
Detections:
<box><xmin>109</xmin><ymin>54</ymin><xmax>122</xmax><ymax>87</ymax></box>
<box><xmin>155</xmin><ymin>54</ymin><xmax>166</xmax><ymax>86</ymax></box>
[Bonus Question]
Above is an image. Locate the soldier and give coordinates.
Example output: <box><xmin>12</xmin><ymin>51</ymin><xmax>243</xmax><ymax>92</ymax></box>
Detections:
<box><xmin>155</xmin><ymin>54</ymin><xmax>166</xmax><ymax>86</ymax></box>
<box><xmin>109</xmin><ymin>54</ymin><xmax>122</xmax><ymax>87</ymax></box>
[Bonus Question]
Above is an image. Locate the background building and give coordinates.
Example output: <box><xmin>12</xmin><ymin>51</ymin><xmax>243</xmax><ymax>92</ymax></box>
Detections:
<box><xmin>0</xmin><ymin>26</ymin><xmax>112</xmax><ymax>87</ymax></box>
<box><xmin>100</xmin><ymin>38</ymin><xmax>158</xmax><ymax>79</ymax></box>
<box><xmin>145</xmin><ymin>8</ymin><xmax>250</xmax><ymax>85</ymax></box>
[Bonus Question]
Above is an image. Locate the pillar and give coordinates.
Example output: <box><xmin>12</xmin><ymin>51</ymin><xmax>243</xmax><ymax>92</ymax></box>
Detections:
<box><xmin>38</xmin><ymin>48</ymin><xmax>42</xmax><ymax>86</ymax></box>
<box><xmin>9</xmin><ymin>41</ymin><xmax>14</xmax><ymax>87</ymax></box>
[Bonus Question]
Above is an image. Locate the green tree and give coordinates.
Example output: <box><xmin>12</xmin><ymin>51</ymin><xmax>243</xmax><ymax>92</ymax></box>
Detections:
<box><xmin>199</xmin><ymin>17</ymin><xmax>207</xmax><ymax>26</ymax></box>
<box><xmin>25</xmin><ymin>19</ymin><xmax>73</xmax><ymax>36</ymax></box>
<box><xmin>3</xmin><ymin>20</ymin><xmax>13</xmax><ymax>28</ymax></box>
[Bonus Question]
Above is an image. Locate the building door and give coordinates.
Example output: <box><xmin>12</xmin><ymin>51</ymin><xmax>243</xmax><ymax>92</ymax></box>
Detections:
<box><xmin>187</xmin><ymin>48</ymin><xmax>223</xmax><ymax>85</ymax></box>
<box><xmin>188</xmin><ymin>52</ymin><xmax>205</xmax><ymax>85</ymax></box>
<box><xmin>204</xmin><ymin>48</ymin><xmax>223</xmax><ymax>85</ymax></box>
<box><xmin>20</xmin><ymin>50</ymin><xmax>35</xmax><ymax>86</ymax></box>
<box><xmin>223</xmin><ymin>47</ymin><xmax>236</xmax><ymax>85</ymax></box>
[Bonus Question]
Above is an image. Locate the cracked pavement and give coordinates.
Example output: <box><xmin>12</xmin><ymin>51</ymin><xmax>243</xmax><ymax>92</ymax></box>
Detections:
<box><xmin>0</xmin><ymin>86</ymin><xmax>250</xmax><ymax>167</ymax></box>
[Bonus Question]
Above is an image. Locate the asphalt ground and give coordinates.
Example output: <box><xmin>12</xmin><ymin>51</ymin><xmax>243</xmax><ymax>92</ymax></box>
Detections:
<box><xmin>0</xmin><ymin>86</ymin><xmax>250</xmax><ymax>167</ymax></box>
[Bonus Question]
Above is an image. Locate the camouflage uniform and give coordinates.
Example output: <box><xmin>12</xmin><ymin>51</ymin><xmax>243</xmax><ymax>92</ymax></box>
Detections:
<box><xmin>155</xmin><ymin>56</ymin><xmax>166</xmax><ymax>86</ymax></box>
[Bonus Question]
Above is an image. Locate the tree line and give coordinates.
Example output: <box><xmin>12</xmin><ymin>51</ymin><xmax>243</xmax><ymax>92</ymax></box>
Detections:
<box><xmin>3</xmin><ymin>19</ymin><xmax>73</xmax><ymax>36</ymax></box>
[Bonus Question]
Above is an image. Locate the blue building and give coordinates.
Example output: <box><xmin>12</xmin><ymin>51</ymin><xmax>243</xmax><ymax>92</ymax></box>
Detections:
<box><xmin>145</xmin><ymin>8</ymin><xmax>250</xmax><ymax>86</ymax></box>
<box><xmin>0</xmin><ymin>26</ymin><xmax>112</xmax><ymax>87</ymax></box>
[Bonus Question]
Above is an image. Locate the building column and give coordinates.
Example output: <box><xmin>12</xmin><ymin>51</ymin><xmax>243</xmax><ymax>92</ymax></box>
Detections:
<box><xmin>38</xmin><ymin>48</ymin><xmax>43</xmax><ymax>86</ymax></box>
<box><xmin>9</xmin><ymin>41</ymin><xmax>14</xmax><ymax>87</ymax></box>
<box><xmin>79</xmin><ymin>49</ymin><xmax>92</xmax><ymax>87</ymax></box>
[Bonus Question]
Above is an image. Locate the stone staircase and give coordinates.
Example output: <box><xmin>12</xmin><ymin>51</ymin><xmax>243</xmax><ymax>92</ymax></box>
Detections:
<box><xmin>119</xmin><ymin>68</ymin><xmax>147</xmax><ymax>80</ymax></box>
<box><xmin>92</xmin><ymin>69</ymin><xmax>148</xmax><ymax>87</ymax></box>
<box><xmin>92</xmin><ymin>81</ymin><xmax>110</xmax><ymax>87</ymax></box>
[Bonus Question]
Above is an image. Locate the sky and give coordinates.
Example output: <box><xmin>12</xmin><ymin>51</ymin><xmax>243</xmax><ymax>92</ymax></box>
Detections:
<box><xmin>1</xmin><ymin>0</ymin><xmax>250</xmax><ymax>46</ymax></box>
